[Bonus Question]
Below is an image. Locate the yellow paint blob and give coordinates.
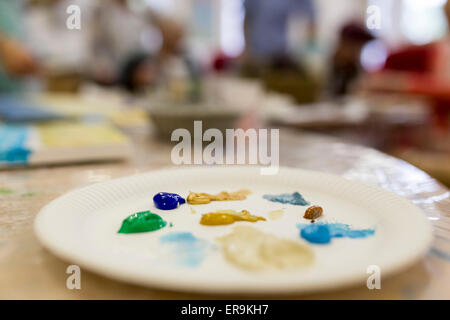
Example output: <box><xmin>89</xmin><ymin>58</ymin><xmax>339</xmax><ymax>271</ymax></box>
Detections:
<box><xmin>217</xmin><ymin>226</ymin><xmax>314</xmax><ymax>271</ymax></box>
<box><xmin>200</xmin><ymin>209</ymin><xmax>266</xmax><ymax>226</ymax></box>
<box><xmin>187</xmin><ymin>190</ymin><xmax>251</xmax><ymax>205</ymax></box>
<box><xmin>268</xmin><ymin>209</ymin><xmax>284</xmax><ymax>220</ymax></box>
<box><xmin>190</xmin><ymin>207</ymin><xmax>197</xmax><ymax>214</ymax></box>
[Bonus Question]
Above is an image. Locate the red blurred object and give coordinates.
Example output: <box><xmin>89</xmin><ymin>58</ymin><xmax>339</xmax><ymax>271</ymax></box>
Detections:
<box><xmin>211</xmin><ymin>51</ymin><xmax>234</xmax><ymax>72</ymax></box>
<box><xmin>384</xmin><ymin>44</ymin><xmax>435</xmax><ymax>73</ymax></box>
<box><xmin>380</xmin><ymin>43</ymin><xmax>450</xmax><ymax>129</ymax></box>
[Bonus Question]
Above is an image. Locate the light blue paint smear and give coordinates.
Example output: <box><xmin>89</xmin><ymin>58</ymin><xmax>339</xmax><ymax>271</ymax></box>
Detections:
<box><xmin>429</xmin><ymin>248</ymin><xmax>450</xmax><ymax>261</ymax></box>
<box><xmin>297</xmin><ymin>222</ymin><xmax>375</xmax><ymax>244</ymax></box>
<box><xmin>263</xmin><ymin>192</ymin><xmax>309</xmax><ymax>206</ymax></box>
<box><xmin>160</xmin><ymin>232</ymin><xmax>210</xmax><ymax>267</ymax></box>
<box><xmin>0</xmin><ymin>125</ymin><xmax>31</xmax><ymax>164</ymax></box>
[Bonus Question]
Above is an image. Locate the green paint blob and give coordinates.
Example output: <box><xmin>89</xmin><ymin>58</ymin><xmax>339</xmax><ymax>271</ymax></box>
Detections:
<box><xmin>118</xmin><ymin>211</ymin><xmax>167</xmax><ymax>234</ymax></box>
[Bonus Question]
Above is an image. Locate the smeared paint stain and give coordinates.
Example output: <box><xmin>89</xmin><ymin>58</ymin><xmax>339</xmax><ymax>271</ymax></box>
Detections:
<box><xmin>297</xmin><ymin>222</ymin><xmax>375</xmax><ymax>244</ymax></box>
<box><xmin>268</xmin><ymin>209</ymin><xmax>284</xmax><ymax>220</ymax></box>
<box><xmin>429</xmin><ymin>248</ymin><xmax>450</xmax><ymax>261</ymax></box>
<box><xmin>118</xmin><ymin>211</ymin><xmax>167</xmax><ymax>234</ymax></box>
<box><xmin>160</xmin><ymin>232</ymin><xmax>210</xmax><ymax>267</ymax></box>
<box><xmin>21</xmin><ymin>192</ymin><xmax>36</xmax><ymax>198</ymax></box>
<box><xmin>153</xmin><ymin>192</ymin><xmax>185</xmax><ymax>210</ymax></box>
<box><xmin>217</xmin><ymin>226</ymin><xmax>314</xmax><ymax>271</ymax></box>
<box><xmin>263</xmin><ymin>192</ymin><xmax>309</xmax><ymax>206</ymax></box>
<box><xmin>190</xmin><ymin>207</ymin><xmax>196</xmax><ymax>214</ymax></box>
<box><xmin>187</xmin><ymin>189</ymin><xmax>251</xmax><ymax>205</ymax></box>
<box><xmin>0</xmin><ymin>188</ymin><xmax>14</xmax><ymax>195</ymax></box>
<box><xmin>200</xmin><ymin>209</ymin><xmax>266</xmax><ymax>226</ymax></box>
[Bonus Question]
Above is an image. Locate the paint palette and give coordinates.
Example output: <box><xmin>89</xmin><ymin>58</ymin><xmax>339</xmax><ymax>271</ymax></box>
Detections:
<box><xmin>0</xmin><ymin>122</ymin><xmax>131</xmax><ymax>167</ymax></box>
<box><xmin>34</xmin><ymin>167</ymin><xmax>432</xmax><ymax>294</ymax></box>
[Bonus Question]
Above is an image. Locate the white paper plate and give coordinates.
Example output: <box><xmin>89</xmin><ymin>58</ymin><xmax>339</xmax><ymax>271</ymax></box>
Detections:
<box><xmin>34</xmin><ymin>167</ymin><xmax>433</xmax><ymax>295</ymax></box>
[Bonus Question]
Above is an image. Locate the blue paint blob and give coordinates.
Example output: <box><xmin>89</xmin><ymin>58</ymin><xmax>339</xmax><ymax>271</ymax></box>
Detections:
<box><xmin>263</xmin><ymin>192</ymin><xmax>309</xmax><ymax>206</ymax></box>
<box><xmin>153</xmin><ymin>192</ymin><xmax>185</xmax><ymax>210</ymax></box>
<box><xmin>300</xmin><ymin>224</ymin><xmax>331</xmax><ymax>244</ymax></box>
<box><xmin>160</xmin><ymin>232</ymin><xmax>209</xmax><ymax>267</ymax></box>
<box><xmin>297</xmin><ymin>222</ymin><xmax>375</xmax><ymax>244</ymax></box>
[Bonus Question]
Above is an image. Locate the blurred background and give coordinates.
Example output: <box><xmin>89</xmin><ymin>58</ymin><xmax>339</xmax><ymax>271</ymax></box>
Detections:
<box><xmin>1</xmin><ymin>0</ymin><xmax>450</xmax><ymax>186</ymax></box>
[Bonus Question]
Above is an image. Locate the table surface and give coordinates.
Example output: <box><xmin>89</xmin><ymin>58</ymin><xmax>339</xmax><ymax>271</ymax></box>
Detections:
<box><xmin>0</xmin><ymin>123</ymin><xmax>449</xmax><ymax>299</ymax></box>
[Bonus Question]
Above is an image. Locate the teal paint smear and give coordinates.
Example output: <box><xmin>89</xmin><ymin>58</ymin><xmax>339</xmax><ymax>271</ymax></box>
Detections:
<box><xmin>0</xmin><ymin>125</ymin><xmax>31</xmax><ymax>164</ymax></box>
<box><xmin>160</xmin><ymin>232</ymin><xmax>210</xmax><ymax>267</ymax></box>
<box><xmin>297</xmin><ymin>222</ymin><xmax>375</xmax><ymax>244</ymax></box>
<box><xmin>263</xmin><ymin>192</ymin><xmax>309</xmax><ymax>206</ymax></box>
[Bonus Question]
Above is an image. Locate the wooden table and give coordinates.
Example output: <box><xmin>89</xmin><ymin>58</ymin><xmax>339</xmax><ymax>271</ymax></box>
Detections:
<box><xmin>0</xmin><ymin>126</ymin><xmax>449</xmax><ymax>299</ymax></box>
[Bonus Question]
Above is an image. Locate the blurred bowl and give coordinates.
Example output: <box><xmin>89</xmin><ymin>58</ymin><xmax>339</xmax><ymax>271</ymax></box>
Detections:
<box><xmin>147</xmin><ymin>102</ymin><xmax>242</xmax><ymax>139</ymax></box>
<box><xmin>45</xmin><ymin>71</ymin><xmax>82</xmax><ymax>93</ymax></box>
<box><xmin>262</xmin><ymin>71</ymin><xmax>320</xmax><ymax>104</ymax></box>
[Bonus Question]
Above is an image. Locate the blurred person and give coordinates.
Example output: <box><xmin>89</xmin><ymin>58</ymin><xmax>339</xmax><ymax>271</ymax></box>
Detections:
<box><xmin>240</xmin><ymin>0</ymin><xmax>320</xmax><ymax>104</ymax></box>
<box><xmin>24</xmin><ymin>0</ymin><xmax>97</xmax><ymax>92</ymax></box>
<box><xmin>242</xmin><ymin>0</ymin><xmax>317</xmax><ymax>72</ymax></box>
<box><xmin>328</xmin><ymin>23</ymin><xmax>374</xmax><ymax>97</ymax></box>
<box><xmin>91</xmin><ymin>0</ymin><xmax>188</xmax><ymax>93</ymax></box>
<box><xmin>362</xmin><ymin>0</ymin><xmax>450</xmax><ymax>129</ymax></box>
<box><xmin>367</xmin><ymin>0</ymin><xmax>450</xmax><ymax>86</ymax></box>
<box><xmin>0</xmin><ymin>0</ymin><xmax>38</xmax><ymax>92</ymax></box>
<box><xmin>90</xmin><ymin>0</ymin><xmax>159</xmax><ymax>87</ymax></box>
<box><xmin>118</xmin><ymin>53</ymin><xmax>160</xmax><ymax>93</ymax></box>
<box><xmin>157</xmin><ymin>18</ymin><xmax>202</xmax><ymax>102</ymax></box>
